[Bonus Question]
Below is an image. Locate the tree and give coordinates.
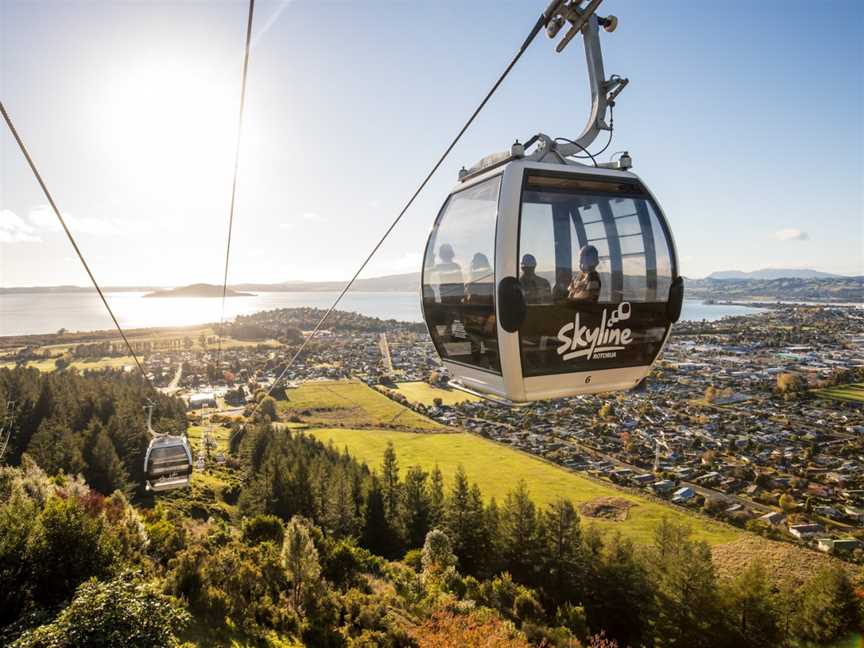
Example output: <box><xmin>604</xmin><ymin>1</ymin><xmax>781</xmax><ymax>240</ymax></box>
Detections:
<box><xmin>648</xmin><ymin>520</ymin><xmax>727</xmax><ymax>647</ymax></box>
<box><xmin>430</xmin><ymin>464</ymin><xmax>445</xmax><ymax>528</ymax></box>
<box><xmin>13</xmin><ymin>572</ymin><xmax>190</xmax><ymax>648</ymax></box>
<box><xmin>282</xmin><ymin>516</ymin><xmax>321</xmax><ymax>613</ymax></box>
<box><xmin>582</xmin><ymin>531</ymin><xmax>654</xmax><ymax>647</ymax></box>
<box><xmin>779</xmin><ymin>492</ymin><xmax>797</xmax><ymax>513</ymax></box>
<box><xmin>403</xmin><ymin>465</ymin><xmax>431</xmax><ymax>548</ymax></box>
<box><xmin>499</xmin><ymin>480</ymin><xmax>542</xmax><ymax>585</ymax></box>
<box><xmin>242</xmin><ymin>514</ymin><xmax>284</xmax><ymax>546</ymax></box>
<box><xmin>445</xmin><ymin>466</ymin><xmax>490</xmax><ymax>575</ymax></box>
<box><xmin>721</xmin><ymin>563</ymin><xmax>782</xmax><ymax>647</ymax></box>
<box><xmin>25</xmin><ymin>496</ymin><xmax>117</xmax><ymax>607</ymax></box>
<box><xmin>362</xmin><ymin>477</ymin><xmax>397</xmax><ymax>557</ymax></box>
<box><xmin>421</xmin><ymin>529</ymin><xmax>457</xmax><ymax>581</ymax></box>
<box><xmin>83</xmin><ymin>422</ymin><xmax>129</xmax><ymax>495</ymax></box>
<box><xmin>791</xmin><ymin>566</ymin><xmax>861</xmax><ymax>643</ymax></box>
<box><xmin>256</xmin><ymin>396</ymin><xmax>279</xmax><ymax>422</ymax></box>
<box><xmin>542</xmin><ymin>498</ymin><xmax>585</xmax><ymax>606</ymax></box>
<box><xmin>380</xmin><ymin>442</ymin><xmax>401</xmax><ymax>524</ymax></box>
<box><xmin>27</xmin><ymin>418</ymin><xmax>85</xmax><ymax>477</ymax></box>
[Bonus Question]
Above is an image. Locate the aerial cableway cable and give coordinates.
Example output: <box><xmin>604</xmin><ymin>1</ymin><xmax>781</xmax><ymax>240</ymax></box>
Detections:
<box><xmin>0</xmin><ymin>102</ymin><xmax>154</xmax><ymax>391</ymax></box>
<box><xmin>242</xmin><ymin>6</ymin><xmax>556</xmax><ymax>425</ymax></box>
<box><xmin>217</xmin><ymin>0</ymin><xmax>256</xmax><ymax>364</ymax></box>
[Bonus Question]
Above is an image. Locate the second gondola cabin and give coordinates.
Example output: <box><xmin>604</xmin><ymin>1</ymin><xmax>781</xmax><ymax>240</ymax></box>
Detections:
<box><xmin>144</xmin><ymin>435</ymin><xmax>193</xmax><ymax>492</ymax></box>
<box><xmin>422</xmin><ymin>155</ymin><xmax>683</xmax><ymax>403</ymax></box>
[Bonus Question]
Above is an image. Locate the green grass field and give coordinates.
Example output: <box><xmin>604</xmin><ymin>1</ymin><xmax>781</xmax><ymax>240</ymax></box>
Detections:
<box><xmin>281</xmin><ymin>380</ymin><xmax>445</xmax><ymax>432</ymax></box>
<box><xmin>307</xmin><ymin>427</ymin><xmax>740</xmax><ymax>546</ymax></box>
<box><xmin>187</xmin><ymin>423</ymin><xmax>231</xmax><ymax>454</ymax></box>
<box><xmin>0</xmin><ymin>355</ymin><xmax>138</xmax><ymax>372</ymax></box>
<box><xmin>385</xmin><ymin>381</ymin><xmax>482</xmax><ymax>406</ymax></box>
<box><xmin>813</xmin><ymin>383</ymin><xmax>864</xmax><ymax>403</ymax></box>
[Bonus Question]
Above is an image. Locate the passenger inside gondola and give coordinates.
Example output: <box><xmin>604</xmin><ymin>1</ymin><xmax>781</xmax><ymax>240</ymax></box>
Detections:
<box><xmin>567</xmin><ymin>244</ymin><xmax>601</xmax><ymax>302</ymax></box>
<box><xmin>519</xmin><ymin>253</ymin><xmax>552</xmax><ymax>304</ymax></box>
<box><xmin>464</xmin><ymin>252</ymin><xmax>493</xmax><ymax>305</ymax></box>
<box><xmin>435</xmin><ymin>243</ymin><xmax>464</xmax><ymax>303</ymax></box>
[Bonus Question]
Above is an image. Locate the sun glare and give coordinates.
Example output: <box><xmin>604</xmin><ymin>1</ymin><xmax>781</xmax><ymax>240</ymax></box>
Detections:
<box><xmin>97</xmin><ymin>60</ymin><xmax>246</xmax><ymax>192</ymax></box>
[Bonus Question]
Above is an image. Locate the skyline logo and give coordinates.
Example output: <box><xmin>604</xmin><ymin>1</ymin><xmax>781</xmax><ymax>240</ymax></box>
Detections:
<box><xmin>556</xmin><ymin>302</ymin><xmax>633</xmax><ymax>361</ymax></box>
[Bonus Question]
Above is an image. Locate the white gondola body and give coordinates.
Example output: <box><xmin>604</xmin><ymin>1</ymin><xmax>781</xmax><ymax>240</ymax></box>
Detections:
<box><xmin>144</xmin><ymin>435</ymin><xmax>193</xmax><ymax>492</ymax></box>
<box><xmin>421</xmin><ymin>159</ymin><xmax>682</xmax><ymax>403</ymax></box>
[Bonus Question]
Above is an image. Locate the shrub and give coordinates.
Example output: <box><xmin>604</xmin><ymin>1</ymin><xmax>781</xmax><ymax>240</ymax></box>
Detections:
<box><xmin>12</xmin><ymin>572</ymin><xmax>189</xmax><ymax>648</ymax></box>
<box><xmin>242</xmin><ymin>514</ymin><xmax>284</xmax><ymax>546</ymax></box>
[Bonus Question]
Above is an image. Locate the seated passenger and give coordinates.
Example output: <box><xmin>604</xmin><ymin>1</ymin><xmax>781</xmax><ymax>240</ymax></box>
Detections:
<box><xmin>519</xmin><ymin>254</ymin><xmax>552</xmax><ymax>304</ymax></box>
<box><xmin>435</xmin><ymin>243</ymin><xmax>464</xmax><ymax>304</ymax></box>
<box><xmin>553</xmin><ymin>268</ymin><xmax>572</xmax><ymax>301</ymax></box>
<box><xmin>464</xmin><ymin>252</ymin><xmax>494</xmax><ymax>305</ymax></box>
<box><xmin>568</xmin><ymin>245</ymin><xmax>601</xmax><ymax>302</ymax></box>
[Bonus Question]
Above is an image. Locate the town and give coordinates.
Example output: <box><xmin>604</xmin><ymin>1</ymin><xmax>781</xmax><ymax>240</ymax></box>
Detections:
<box><xmin>5</xmin><ymin>301</ymin><xmax>864</xmax><ymax>560</ymax></box>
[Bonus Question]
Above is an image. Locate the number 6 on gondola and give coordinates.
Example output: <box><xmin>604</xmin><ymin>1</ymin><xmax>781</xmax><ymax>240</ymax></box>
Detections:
<box><xmin>421</xmin><ymin>161</ymin><xmax>683</xmax><ymax>403</ymax></box>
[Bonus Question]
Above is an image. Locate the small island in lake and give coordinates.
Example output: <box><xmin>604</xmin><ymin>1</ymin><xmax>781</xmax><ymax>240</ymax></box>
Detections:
<box><xmin>143</xmin><ymin>283</ymin><xmax>255</xmax><ymax>298</ymax></box>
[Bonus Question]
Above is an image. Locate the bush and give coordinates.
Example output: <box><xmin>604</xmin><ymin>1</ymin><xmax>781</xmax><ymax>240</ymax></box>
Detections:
<box><xmin>25</xmin><ymin>495</ymin><xmax>118</xmax><ymax>607</ymax></box>
<box><xmin>242</xmin><ymin>514</ymin><xmax>284</xmax><ymax>546</ymax></box>
<box><xmin>12</xmin><ymin>572</ymin><xmax>190</xmax><ymax>648</ymax></box>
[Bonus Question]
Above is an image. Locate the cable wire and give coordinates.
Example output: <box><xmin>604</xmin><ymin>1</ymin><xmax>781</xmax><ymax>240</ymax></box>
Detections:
<box><xmin>240</xmin><ymin>8</ymin><xmax>552</xmax><ymax>428</ymax></box>
<box><xmin>1</xmin><ymin>101</ymin><xmax>154</xmax><ymax>391</ymax></box>
<box><xmin>217</xmin><ymin>0</ymin><xmax>256</xmax><ymax>364</ymax></box>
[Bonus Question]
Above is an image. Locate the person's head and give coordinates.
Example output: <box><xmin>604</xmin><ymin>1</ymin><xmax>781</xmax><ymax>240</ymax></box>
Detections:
<box><xmin>579</xmin><ymin>245</ymin><xmax>599</xmax><ymax>272</ymax></box>
<box><xmin>521</xmin><ymin>253</ymin><xmax>537</xmax><ymax>275</ymax></box>
<box><xmin>471</xmin><ymin>253</ymin><xmax>490</xmax><ymax>271</ymax></box>
<box><xmin>439</xmin><ymin>243</ymin><xmax>455</xmax><ymax>263</ymax></box>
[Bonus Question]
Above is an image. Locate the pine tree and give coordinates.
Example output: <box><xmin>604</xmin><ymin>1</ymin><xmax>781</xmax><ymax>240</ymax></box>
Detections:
<box><xmin>445</xmin><ymin>465</ymin><xmax>472</xmax><ymax>569</ymax></box>
<box><xmin>721</xmin><ymin>562</ymin><xmax>782</xmax><ymax>647</ymax></box>
<box><xmin>403</xmin><ymin>465</ymin><xmax>431</xmax><ymax>548</ymax></box>
<box><xmin>499</xmin><ymin>480</ymin><xmax>542</xmax><ymax>584</ymax></box>
<box><xmin>282</xmin><ymin>516</ymin><xmax>321</xmax><ymax>612</ymax></box>
<box><xmin>84</xmin><ymin>422</ymin><xmax>129</xmax><ymax>495</ymax></box>
<box><xmin>27</xmin><ymin>417</ymin><xmax>85</xmax><ymax>477</ymax></box>
<box><xmin>649</xmin><ymin>520</ymin><xmax>726</xmax><ymax>647</ymax></box>
<box><xmin>542</xmin><ymin>498</ymin><xmax>585</xmax><ymax>606</ymax></box>
<box><xmin>362</xmin><ymin>477</ymin><xmax>395</xmax><ymax>557</ymax></box>
<box><xmin>380</xmin><ymin>442</ymin><xmax>401</xmax><ymax>520</ymax></box>
<box><xmin>430</xmin><ymin>463</ymin><xmax>445</xmax><ymax>528</ymax></box>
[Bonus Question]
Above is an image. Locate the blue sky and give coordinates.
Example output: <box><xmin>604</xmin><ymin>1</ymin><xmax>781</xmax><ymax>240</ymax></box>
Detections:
<box><xmin>1</xmin><ymin>0</ymin><xmax>862</xmax><ymax>287</ymax></box>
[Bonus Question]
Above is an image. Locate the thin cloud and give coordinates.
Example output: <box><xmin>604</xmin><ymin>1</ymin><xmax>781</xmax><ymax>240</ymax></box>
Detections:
<box><xmin>774</xmin><ymin>228</ymin><xmax>809</xmax><ymax>241</ymax></box>
<box><xmin>28</xmin><ymin>205</ymin><xmax>123</xmax><ymax>236</ymax></box>
<box><xmin>0</xmin><ymin>209</ymin><xmax>41</xmax><ymax>243</ymax></box>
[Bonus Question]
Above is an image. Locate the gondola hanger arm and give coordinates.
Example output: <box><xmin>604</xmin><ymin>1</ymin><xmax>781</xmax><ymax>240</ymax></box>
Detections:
<box><xmin>525</xmin><ymin>0</ymin><xmax>629</xmax><ymax>165</ymax></box>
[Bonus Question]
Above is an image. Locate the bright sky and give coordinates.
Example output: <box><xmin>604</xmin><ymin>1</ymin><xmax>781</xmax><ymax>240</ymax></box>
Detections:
<box><xmin>1</xmin><ymin>0</ymin><xmax>862</xmax><ymax>287</ymax></box>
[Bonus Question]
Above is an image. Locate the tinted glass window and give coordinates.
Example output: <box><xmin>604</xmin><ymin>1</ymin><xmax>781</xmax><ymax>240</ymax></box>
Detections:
<box><xmin>422</xmin><ymin>177</ymin><xmax>501</xmax><ymax>373</ymax></box>
<box><xmin>517</xmin><ymin>172</ymin><xmax>674</xmax><ymax>376</ymax></box>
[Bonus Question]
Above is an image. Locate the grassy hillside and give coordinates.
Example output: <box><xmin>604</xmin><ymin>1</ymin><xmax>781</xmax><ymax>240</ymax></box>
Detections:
<box><xmin>281</xmin><ymin>380</ymin><xmax>445</xmax><ymax>432</ymax></box>
<box><xmin>308</xmin><ymin>427</ymin><xmax>740</xmax><ymax>546</ymax></box>
<box><xmin>384</xmin><ymin>381</ymin><xmax>482</xmax><ymax>406</ymax></box>
<box><xmin>813</xmin><ymin>383</ymin><xmax>864</xmax><ymax>403</ymax></box>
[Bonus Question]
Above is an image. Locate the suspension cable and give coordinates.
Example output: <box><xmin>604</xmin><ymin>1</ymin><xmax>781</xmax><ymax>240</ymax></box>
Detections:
<box><xmin>216</xmin><ymin>0</ymin><xmax>256</xmax><ymax>364</ymax></box>
<box><xmin>1</xmin><ymin>102</ymin><xmax>155</xmax><ymax>391</ymax></box>
<box><xmin>241</xmin><ymin>8</ymin><xmax>553</xmax><ymax>427</ymax></box>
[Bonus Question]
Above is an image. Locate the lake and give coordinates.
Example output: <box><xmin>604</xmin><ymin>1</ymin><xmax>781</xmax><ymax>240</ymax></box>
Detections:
<box><xmin>0</xmin><ymin>291</ymin><xmax>766</xmax><ymax>337</ymax></box>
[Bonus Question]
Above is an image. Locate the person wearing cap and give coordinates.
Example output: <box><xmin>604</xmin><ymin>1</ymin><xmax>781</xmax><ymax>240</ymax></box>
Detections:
<box><xmin>519</xmin><ymin>253</ymin><xmax>552</xmax><ymax>304</ymax></box>
<box><xmin>568</xmin><ymin>244</ymin><xmax>601</xmax><ymax>302</ymax></box>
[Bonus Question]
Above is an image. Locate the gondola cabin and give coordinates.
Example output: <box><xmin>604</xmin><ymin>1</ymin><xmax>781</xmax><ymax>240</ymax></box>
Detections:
<box><xmin>144</xmin><ymin>435</ymin><xmax>193</xmax><ymax>492</ymax></box>
<box><xmin>422</xmin><ymin>157</ymin><xmax>683</xmax><ymax>403</ymax></box>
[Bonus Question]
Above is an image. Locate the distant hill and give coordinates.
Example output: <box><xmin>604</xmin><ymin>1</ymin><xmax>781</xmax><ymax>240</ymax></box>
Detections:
<box><xmin>234</xmin><ymin>272</ymin><xmax>421</xmax><ymax>293</ymax></box>
<box><xmin>143</xmin><ymin>283</ymin><xmax>255</xmax><ymax>298</ymax></box>
<box><xmin>686</xmin><ymin>276</ymin><xmax>863</xmax><ymax>303</ymax></box>
<box><xmin>707</xmin><ymin>268</ymin><xmax>842</xmax><ymax>280</ymax></box>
